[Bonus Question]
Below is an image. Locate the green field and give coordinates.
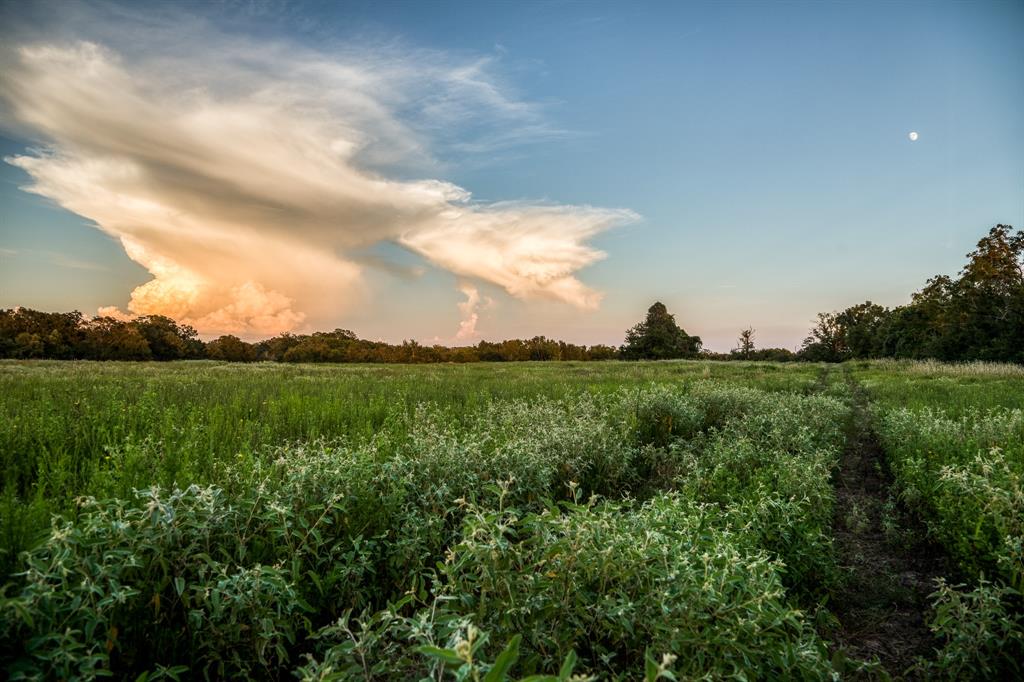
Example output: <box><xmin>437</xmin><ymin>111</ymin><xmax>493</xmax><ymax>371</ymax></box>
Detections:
<box><xmin>1</xmin><ymin>360</ymin><xmax>1022</xmax><ymax>680</ymax></box>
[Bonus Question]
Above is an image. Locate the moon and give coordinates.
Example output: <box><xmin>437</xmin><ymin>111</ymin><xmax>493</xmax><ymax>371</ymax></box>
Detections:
<box><xmin>908</xmin><ymin>131</ymin><xmax>919</xmax><ymax>141</ymax></box>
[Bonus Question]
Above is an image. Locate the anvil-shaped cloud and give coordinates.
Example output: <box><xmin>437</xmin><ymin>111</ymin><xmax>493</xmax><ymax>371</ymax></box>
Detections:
<box><xmin>0</xmin><ymin>35</ymin><xmax>636</xmax><ymax>337</ymax></box>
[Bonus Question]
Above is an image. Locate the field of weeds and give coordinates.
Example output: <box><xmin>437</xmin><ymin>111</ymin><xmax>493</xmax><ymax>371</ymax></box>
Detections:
<box><xmin>1</xmin><ymin>360</ymin><xmax>1021</xmax><ymax>680</ymax></box>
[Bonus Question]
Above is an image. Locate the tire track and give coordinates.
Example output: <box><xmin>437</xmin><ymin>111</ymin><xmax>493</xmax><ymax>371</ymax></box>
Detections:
<box><xmin>829</xmin><ymin>369</ymin><xmax>951</xmax><ymax>678</ymax></box>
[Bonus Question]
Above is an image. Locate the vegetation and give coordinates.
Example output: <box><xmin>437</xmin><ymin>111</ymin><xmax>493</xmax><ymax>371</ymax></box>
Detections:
<box><xmin>735</xmin><ymin>326</ymin><xmax>756</xmax><ymax>359</ymax></box>
<box><xmin>849</xmin><ymin>361</ymin><xmax>1024</xmax><ymax>677</ymax></box>
<box><xmin>0</xmin><ymin>310</ymin><xmax>622</xmax><ymax>364</ymax></box>
<box><xmin>619</xmin><ymin>302</ymin><xmax>702</xmax><ymax>360</ymax></box>
<box><xmin>801</xmin><ymin>225</ymin><xmax>1023</xmax><ymax>363</ymax></box>
<box><xmin>6</xmin><ymin>225</ymin><xmax>1018</xmax><ymax>366</ymax></box>
<box><xmin>0</xmin><ymin>359</ymin><xmax>1021</xmax><ymax>679</ymax></box>
<box><xmin>0</xmin><ymin>224</ymin><xmax>1022</xmax><ymax>678</ymax></box>
<box><xmin>1</xmin><ymin>361</ymin><xmax>843</xmax><ymax>679</ymax></box>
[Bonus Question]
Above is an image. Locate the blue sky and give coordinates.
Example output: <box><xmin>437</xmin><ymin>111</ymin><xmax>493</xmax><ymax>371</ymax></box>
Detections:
<box><xmin>1</xmin><ymin>0</ymin><xmax>1021</xmax><ymax>350</ymax></box>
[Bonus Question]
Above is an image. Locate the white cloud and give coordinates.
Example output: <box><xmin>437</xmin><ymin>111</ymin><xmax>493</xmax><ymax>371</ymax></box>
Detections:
<box><xmin>95</xmin><ymin>305</ymin><xmax>131</xmax><ymax>321</ymax></box>
<box><xmin>0</xmin><ymin>15</ymin><xmax>636</xmax><ymax>337</ymax></box>
<box><xmin>454</xmin><ymin>282</ymin><xmax>495</xmax><ymax>340</ymax></box>
<box><xmin>455</xmin><ymin>286</ymin><xmax>481</xmax><ymax>340</ymax></box>
<box><xmin>401</xmin><ymin>203</ymin><xmax>636</xmax><ymax>311</ymax></box>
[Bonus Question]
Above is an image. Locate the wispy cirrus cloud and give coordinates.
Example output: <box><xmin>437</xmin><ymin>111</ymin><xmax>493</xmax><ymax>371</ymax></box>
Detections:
<box><xmin>0</xmin><ymin>6</ymin><xmax>636</xmax><ymax>337</ymax></box>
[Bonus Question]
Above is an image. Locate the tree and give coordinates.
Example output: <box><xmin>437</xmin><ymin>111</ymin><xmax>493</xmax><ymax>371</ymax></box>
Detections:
<box><xmin>13</xmin><ymin>332</ymin><xmax>44</xmax><ymax>358</ymax></box>
<box><xmin>0</xmin><ymin>308</ymin><xmax>85</xmax><ymax>359</ymax></box>
<box><xmin>800</xmin><ymin>302</ymin><xmax>890</xmax><ymax>362</ymax></box>
<box><xmin>836</xmin><ymin>302</ymin><xmax>889</xmax><ymax>359</ymax></box>
<box><xmin>586</xmin><ymin>344</ymin><xmax>619</xmax><ymax>361</ymax></box>
<box><xmin>255</xmin><ymin>333</ymin><xmax>301</xmax><ymax>362</ymax></box>
<box><xmin>734</xmin><ymin>327</ymin><xmax>755</xmax><ymax>359</ymax></box>
<box><xmin>83</xmin><ymin>317</ymin><xmax>152</xmax><ymax>360</ymax></box>
<box><xmin>799</xmin><ymin>312</ymin><xmax>847</xmax><ymax>362</ymax></box>
<box><xmin>802</xmin><ymin>225</ymin><xmax>1023</xmax><ymax>363</ymax></box>
<box><xmin>621</xmin><ymin>302</ymin><xmax>702</xmax><ymax>360</ymax></box>
<box><xmin>950</xmin><ymin>225</ymin><xmax>1024</xmax><ymax>361</ymax></box>
<box><xmin>131</xmin><ymin>316</ymin><xmax>203</xmax><ymax>360</ymax></box>
<box><xmin>874</xmin><ymin>225</ymin><xmax>1023</xmax><ymax>362</ymax></box>
<box><xmin>883</xmin><ymin>275</ymin><xmax>957</xmax><ymax>360</ymax></box>
<box><xmin>206</xmin><ymin>335</ymin><xmax>257</xmax><ymax>362</ymax></box>
<box><xmin>753</xmin><ymin>347</ymin><xmax>796</xmax><ymax>362</ymax></box>
<box><xmin>527</xmin><ymin>336</ymin><xmax>560</xmax><ymax>361</ymax></box>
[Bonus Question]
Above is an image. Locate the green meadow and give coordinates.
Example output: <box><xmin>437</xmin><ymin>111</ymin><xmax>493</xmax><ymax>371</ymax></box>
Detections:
<box><xmin>1</xmin><ymin>360</ymin><xmax>1022</xmax><ymax>680</ymax></box>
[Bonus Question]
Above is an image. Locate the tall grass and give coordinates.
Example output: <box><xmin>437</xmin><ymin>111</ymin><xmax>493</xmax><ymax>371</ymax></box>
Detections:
<box><xmin>852</xmin><ymin>359</ymin><xmax>1024</xmax><ymax>416</ymax></box>
<box><xmin>859</xmin><ymin>361</ymin><xmax>1024</xmax><ymax>677</ymax></box>
<box><xmin>1</xmin><ymin>363</ymin><xmax>844</xmax><ymax>680</ymax></box>
<box><xmin>0</xmin><ymin>360</ymin><xmax>822</xmax><ymax>571</ymax></box>
<box><xmin>871</xmin><ymin>358</ymin><xmax>1024</xmax><ymax>378</ymax></box>
<box><xmin>4</xmin><ymin>358</ymin><xmax>1020</xmax><ymax>678</ymax></box>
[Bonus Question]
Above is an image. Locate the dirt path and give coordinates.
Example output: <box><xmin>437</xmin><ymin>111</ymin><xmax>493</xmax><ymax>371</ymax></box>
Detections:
<box><xmin>829</xmin><ymin>371</ymin><xmax>951</xmax><ymax>678</ymax></box>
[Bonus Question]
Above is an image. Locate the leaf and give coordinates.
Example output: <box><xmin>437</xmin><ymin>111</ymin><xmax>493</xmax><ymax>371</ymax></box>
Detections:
<box><xmin>484</xmin><ymin>634</ymin><xmax>521</xmax><ymax>682</ymax></box>
<box><xmin>305</xmin><ymin>570</ymin><xmax>323</xmax><ymax>595</ymax></box>
<box><xmin>645</xmin><ymin>650</ymin><xmax>659</xmax><ymax>682</ymax></box>
<box><xmin>415</xmin><ymin>645</ymin><xmax>463</xmax><ymax>667</ymax></box>
<box><xmin>558</xmin><ymin>650</ymin><xmax>578</xmax><ymax>680</ymax></box>
<box><xmin>830</xmin><ymin>648</ymin><xmax>847</xmax><ymax>672</ymax></box>
<box><xmin>162</xmin><ymin>665</ymin><xmax>189</xmax><ymax>681</ymax></box>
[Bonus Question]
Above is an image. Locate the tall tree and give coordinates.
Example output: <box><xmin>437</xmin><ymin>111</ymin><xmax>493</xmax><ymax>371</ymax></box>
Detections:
<box><xmin>735</xmin><ymin>327</ymin><xmax>755</xmax><ymax>359</ymax></box>
<box><xmin>803</xmin><ymin>225</ymin><xmax>1023</xmax><ymax>363</ymax></box>
<box><xmin>131</xmin><ymin>316</ymin><xmax>203</xmax><ymax>360</ymax></box>
<box><xmin>83</xmin><ymin>317</ymin><xmax>152</xmax><ymax>360</ymax></box>
<box><xmin>951</xmin><ymin>225</ymin><xmax>1024</xmax><ymax>361</ymax></box>
<box><xmin>836</xmin><ymin>302</ymin><xmax>889</xmax><ymax>359</ymax></box>
<box><xmin>621</xmin><ymin>302</ymin><xmax>702</xmax><ymax>360</ymax></box>
<box><xmin>799</xmin><ymin>311</ymin><xmax>847</xmax><ymax>362</ymax></box>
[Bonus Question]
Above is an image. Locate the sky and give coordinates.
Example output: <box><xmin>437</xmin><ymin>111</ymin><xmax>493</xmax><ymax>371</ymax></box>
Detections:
<box><xmin>0</xmin><ymin>0</ymin><xmax>1021</xmax><ymax>351</ymax></box>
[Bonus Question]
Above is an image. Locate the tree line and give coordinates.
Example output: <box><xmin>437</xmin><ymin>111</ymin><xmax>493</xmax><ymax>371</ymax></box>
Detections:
<box><xmin>0</xmin><ymin>310</ymin><xmax>621</xmax><ymax>363</ymax></box>
<box><xmin>797</xmin><ymin>224</ymin><xmax>1023</xmax><ymax>363</ymax></box>
<box><xmin>1</xmin><ymin>224</ymin><xmax>1019</xmax><ymax>364</ymax></box>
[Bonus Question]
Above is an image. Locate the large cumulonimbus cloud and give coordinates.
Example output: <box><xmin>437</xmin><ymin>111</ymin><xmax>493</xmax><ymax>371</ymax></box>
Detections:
<box><xmin>0</xmin><ymin>20</ymin><xmax>637</xmax><ymax>337</ymax></box>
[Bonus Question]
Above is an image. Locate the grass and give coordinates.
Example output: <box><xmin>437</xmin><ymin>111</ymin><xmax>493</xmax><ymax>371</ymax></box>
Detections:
<box><xmin>1</xmin><ymin>358</ymin><xmax>1021</xmax><ymax>679</ymax></box>
<box><xmin>850</xmin><ymin>359</ymin><xmax>1024</xmax><ymax>415</ymax></box>
<box><xmin>0</xmin><ymin>359</ymin><xmax>821</xmax><ymax>482</ymax></box>
<box><xmin>850</xmin><ymin>360</ymin><xmax>1024</xmax><ymax>586</ymax></box>
<box><xmin>0</xmin><ymin>359</ymin><xmax>822</xmax><ymax>566</ymax></box>
<box><xmin>852</xmin><ymin>360</ymin><xmax>1024</xmax><ymax>678</ymax></box>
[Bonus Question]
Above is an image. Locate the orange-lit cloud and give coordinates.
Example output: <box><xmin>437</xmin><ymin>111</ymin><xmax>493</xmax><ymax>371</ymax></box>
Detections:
<box><xmin>455</xmin><ymin>283</ymin><xmax>496</xmax><ymax>341</ymax></box>
<box><xmin>1</xmin><ymin>34</ymin><xmax>636</xmax><ymax>337</ymax></box>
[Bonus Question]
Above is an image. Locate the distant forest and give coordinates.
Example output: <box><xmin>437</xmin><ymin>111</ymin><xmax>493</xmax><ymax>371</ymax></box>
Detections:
<box><xmin>1</xmin><ymin>225</ymin><xmax>1021</xmax><ymax>364</ymax></box>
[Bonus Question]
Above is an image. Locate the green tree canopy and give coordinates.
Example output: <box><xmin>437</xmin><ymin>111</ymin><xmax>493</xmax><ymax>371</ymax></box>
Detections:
<box><xmin>621</xmin><ymin>302</ymin><xmax>702</xmax><ymax>360</ymax></box>
<box><xmin>800</xmin><ymin>225</ymin><xmax>1023</xmax><ymax>363</ymax></box>
<box><xmin>206</xmin><ymin>335</ymin><xmax>258</xmax><ymax>362</ymax></box>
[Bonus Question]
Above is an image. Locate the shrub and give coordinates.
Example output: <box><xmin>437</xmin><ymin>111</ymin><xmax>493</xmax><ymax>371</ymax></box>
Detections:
<box><xmin>437</xmin><ymin>494</ymin><xmax>833</xmax><ymax>679</ymax></box>
<box><xmin>1</xmin><ymin>486</ymin><xmax>308</xmax><ymax>680</ymax></box>
<box><xmin>920</xmin><ymin>578</ymin><xmax>1024</xmax><ymax>679</ymax></box>
<box><xmin>877</xmin><ymin>407</ymin><xmax>1024</xmax><ymax>587</ymax></box>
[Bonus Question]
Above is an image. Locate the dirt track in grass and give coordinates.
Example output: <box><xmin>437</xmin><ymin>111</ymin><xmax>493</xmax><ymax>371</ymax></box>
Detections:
<box><xmin>828</xmin><ymin>371</ymin><xmax>952</xmax><ymax>678</ymax></box>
